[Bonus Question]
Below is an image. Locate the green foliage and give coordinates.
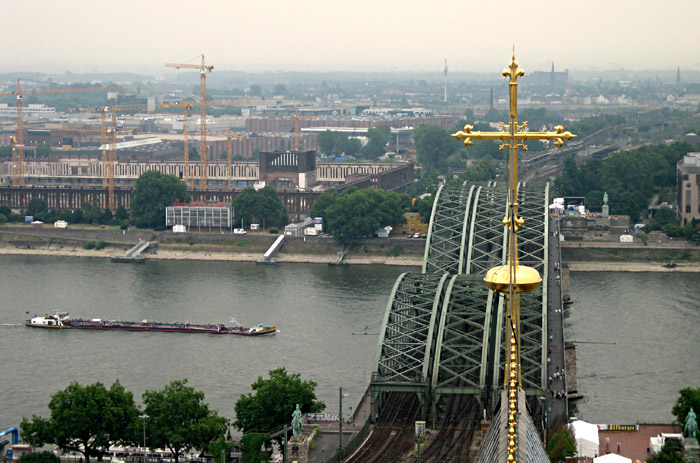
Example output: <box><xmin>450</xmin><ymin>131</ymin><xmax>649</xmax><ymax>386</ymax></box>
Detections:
<box><xmin>208</xmin><ymin>438</ymin><xmax>234</xmax><ymax>463</ymax></box>
<box><xmin>387</xmin><ymin>245</ymin><xmax>403</xmax><ymax>257</ymax></box>
<box><xmin>0</xmin><ymin>145</ymin><xmax>11</xmax><ymax>158</ymax></box>
<box><xmin>18</xmin><ymin>451</ymin><xmax>61</xmax><ymax>463</ymax></box>
<box><xmin>233</xmin><ymin>368</ymin><xmax>325</xmax><ymax>435</ymax></box>
<box><xmin>269</xmin><ymin>227</ymin><xmax>279</xmax><ymax>233</ymax></box>
<box><xmin>325</xmin><ymin>189</ymin><xmax>406</xmax><ymax>240</ymax></box>
<box><xmin>189</xmin><ymin>146</ymin><xmax>200</xmax><ymax>161</ymax></box>
<box><xmin>27</xmin><ymin>198</ymin><xmax>48</xmax><ymax>217</ymax></box>
<box><xmin>672</xmin><ymin>387</ymin><xmax>700</xmax><ymax>429</ymax></box>
<box><xmin>361</xmin><ymin>125</ymin><xmax>390</xmax><ymax>160</ymax></box>
<box><xmin>131</xmin><ymin>170</ymin><xmax>189</xmax><ymax>229</ymax></box>
<box><xmin>115</xmin><ymin>205</ymin><xmax>129</xmax><ymax>221</ymax></box>
<box><xmin>234</xmin><ymin>239</ymin><xmax>251</xmax><ymax>247</ymax></box>
<box><xmin>317</xmin><ymin>131</ymin><xmax>362</xmax><ymax>158</ymax></box>
<box><xmin>143</xmin><ymin>379</ymin><xmax>228</xmax><ymax>463</ymax></box>
<box><xmin>35</xmin><ymin>143</ymin><xmax>51</xmax><ymax>158</ymax></box>
<box><xmin>0</xmin><ymin>213</ymin><xmax>7</xmax><ymax>223</ymax></box>
<box><xmin>233</xmin><ymin>186</ymin><xmax>289</xmax><ymax>228</ymax></box>
<box><xmin>457</xmin><ymin>156</ymin><xmax>498</xmax><ymax>183</ymax></box>
<box><xmin>414</xmin><ymin>123</ymin><xmax>461</xmax><ymax>172</ymax></box>
<box><xmin>20</xmin><ymin>381</ymin><xmax>139</xmax><ymax>463</ymax></box>
<box><xmin>646</xmin><ymin>440</ymin><xmax>685</xmax><ymax>463</ymax></box>
<box><xmin>546</xmin><ymin>425</ymin><xmax>576</xmax><ymax>463</ymax></box>
<box><xmin>567</xmin><ymin>114</ymin><xmax>626</xmax><ymax>139</ymax></box>
<box><xmin>240</xmin><ymin>433</ymin><xmax>270</xmax><ymax>463</ymax></box>
<box><xmin>309</xmin><ymin>189</ymin><xmax>339</xmax><ymax>233</ymax></box>
<box><xmin>83</xmin><ymin>241</ymin><xmax>96</xmax><ymax>250</ymax></box>
<box><xmin>95</xmin><ymin>240</ymin><xmax>108</xmax><ymax>250</ymax></box>
<box><xmin>553</xmin><ymin>143</ymin><xmax>692</xmax><ymax>221</ymax></box>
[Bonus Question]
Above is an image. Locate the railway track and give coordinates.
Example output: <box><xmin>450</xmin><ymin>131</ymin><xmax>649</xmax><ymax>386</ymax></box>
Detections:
<box><xmin>345</xmin><ymin>392</ymin><xmax>420</xmax><ymax>463</ymax></box>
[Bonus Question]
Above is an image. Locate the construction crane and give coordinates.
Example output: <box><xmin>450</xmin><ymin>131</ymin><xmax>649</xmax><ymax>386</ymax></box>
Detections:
<box><xmin>0</xmin><ymin>80</ymin><xmax>125</xmax><ymax>186</ymax></box>
<box><xmin>291</xmin><ymin>111</ymin><xmax>316</xmax><ymax>151</ymax></box>
<box><xmin>166</xmin><ymin>55</ymin><xmax>214</xmax><ymax>190</ymax></box>
<box><xmin>90</xmin><ymin>105</ymin><xmax>146</xmax><ymax>210</ymax></box>
<box><xmin>161</xmin><ymin>101</ymin><xmax>199</xmax><ymax>188</ymax></box>
<box><xmin>227</xmin><ymin>132</ymin><xmax>243</xmax><ymax>190</ymax></box>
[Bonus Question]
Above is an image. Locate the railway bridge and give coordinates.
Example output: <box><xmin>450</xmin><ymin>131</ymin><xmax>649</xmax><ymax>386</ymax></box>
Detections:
<box><xmin>355</xmin><ymin>180</ymin><xmax>557</xmax><ymax>463</ymax></box>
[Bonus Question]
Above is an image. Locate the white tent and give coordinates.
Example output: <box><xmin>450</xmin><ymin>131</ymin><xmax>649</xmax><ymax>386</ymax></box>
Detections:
<box><xmin>594</xmin><ymin>453</ymin><xmax>631</xmax><ymax>463</ymax></box>
<box><xmin>570</xmin><ymin>420</ymin><xmax>600</xmax><ymax>458</ymax></box>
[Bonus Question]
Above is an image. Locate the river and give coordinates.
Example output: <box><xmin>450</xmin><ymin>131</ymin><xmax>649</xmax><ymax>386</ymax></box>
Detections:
<box><xmin>0</xmin><ymin>256</ymin><xmax>697</xmax><ymax>429</ymax></box>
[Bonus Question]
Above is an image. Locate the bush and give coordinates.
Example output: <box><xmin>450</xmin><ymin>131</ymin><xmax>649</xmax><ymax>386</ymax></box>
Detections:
<box><xmin>83</xmin><ymin>241</ymin><xmax>96</xmax><ymax>250</ymax></box>
<box><xmin>269</xmin><ymin>227</ymin><xmax>279</xmax><ymax>234</ymax></box>
<box><xmin>0</xmin><ymin>213</ymin><xmax>7</xmax><ymax>223</ymax></box>
<box><xmin>234</xmin><ymin>239</ymin><xmax>251</xmax><ymax>247</ymax></box>
<box><xmin>120</xmin><ymin>222</ymin><xmax>129</xmax><ymax>230</ymax></box>
<box><xmin>18</xmin><ymin>451</ymin><xmax>60</xmax><ymax>463</ymax></box>
<box><xmin>95</xmin><ymin>240</ymin><xmax>108</xmax><ymax>250</ymax></box>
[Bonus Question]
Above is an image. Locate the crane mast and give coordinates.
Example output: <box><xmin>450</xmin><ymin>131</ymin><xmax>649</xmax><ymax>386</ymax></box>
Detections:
<box><xmin>165</xmin><ymin>54</ymin><xmax>213</xmax><ymax>190</ymax></box>
<box><xmin>1</xmin><ymin>82</ymin><xmax>125</xmax><ymax>187</ymax></box>
<box><xmin>14</xmin><ymin>80</ymin><xmax>24</xmax><ymax>186</ymax></box>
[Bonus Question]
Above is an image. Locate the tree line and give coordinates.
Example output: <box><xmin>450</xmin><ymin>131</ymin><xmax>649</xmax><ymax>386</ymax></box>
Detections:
<box><xmin>553</xmin><ymin>142</ymin><xmax>694</xmax><ymax>221</ymax></box>
<box><xmin>20</xmin><ymin>368</ymin><xmax>324</xmax><ymax>463</ymax></box>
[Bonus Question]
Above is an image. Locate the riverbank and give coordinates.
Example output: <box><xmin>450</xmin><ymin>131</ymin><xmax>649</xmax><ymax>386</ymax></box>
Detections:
<box><xmin>0</xmin><ymin>227</ymin><xmax>425</xmax><ymax>266</ymax></box>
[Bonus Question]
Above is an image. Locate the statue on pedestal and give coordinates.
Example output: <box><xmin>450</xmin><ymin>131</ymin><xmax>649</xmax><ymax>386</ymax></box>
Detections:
<box><xmin>685</xmin><ymin>407</ymin><xmax>698</xmax><ymax>438</ymax></box>
<box><xmin>291</xmin><ymin>404</ymin><xmax>303</xmax><ymax>440</ymax></box>
<box><xmin>603</xmin><ymin>192</ymin><xmax>609</xmax><ymax>206</ymax></box>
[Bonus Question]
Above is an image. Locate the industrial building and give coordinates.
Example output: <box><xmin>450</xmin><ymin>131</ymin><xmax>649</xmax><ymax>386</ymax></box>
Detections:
<box><xmin>677</xmin><ymin>152</ymin><xmax>700</xmax><ymax>225</ymax></box>
<box><xmin>165</xmin><ymin>201</ymin><xmax>232</xmax><ymax>229</ymax></box>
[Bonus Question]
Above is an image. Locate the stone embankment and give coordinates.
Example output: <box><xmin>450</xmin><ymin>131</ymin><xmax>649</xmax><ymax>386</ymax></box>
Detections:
<box><xmin>0</xmin><ymin>226</ymin><xmax>426</xmax><ymax>266</ymax></box>
<box><xmin>562</xmin><ymin>241</ymin><xmax>700</xmax><ymax>272</ymax></box>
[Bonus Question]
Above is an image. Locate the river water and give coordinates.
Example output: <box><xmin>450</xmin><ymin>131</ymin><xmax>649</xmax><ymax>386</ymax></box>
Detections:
<box><xmin>0</xmin><ymin>256</ymin><xmax>697</xmax><ymax>429</ymax></box>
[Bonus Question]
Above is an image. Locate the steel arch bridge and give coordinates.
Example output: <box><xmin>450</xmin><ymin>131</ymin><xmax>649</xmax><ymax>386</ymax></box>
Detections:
<box><xmin>371</xmin><ymin>181</ymin><xmax>550</xmax><ymax>426</ymax></box>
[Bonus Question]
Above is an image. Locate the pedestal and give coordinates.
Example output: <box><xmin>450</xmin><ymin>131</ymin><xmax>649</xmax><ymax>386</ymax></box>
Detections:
<box><xmin>602</xmin><ymin>205</ymin><xmax>609</xmax><ymax>218</ymax></box>
<box><xmin>685</xmin><ymin>437</ymin><xmax>699</xmax><ymax>463</ymax></box>
<box><xmin>289</xmin><ymin>433</ymin><xmax>309</xmax><ymax>463</ymax></box>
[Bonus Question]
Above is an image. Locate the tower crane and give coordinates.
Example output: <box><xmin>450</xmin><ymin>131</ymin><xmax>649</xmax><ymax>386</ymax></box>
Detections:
<box><xmin>161</xmin><ymin>101</ymin><xmax>199</xmax><ymax>188</ymax></box>
<box><xmin>90</xmin><ymin>105</ymin><xmax>146</xmax><ymax>210</ymax></box>
<box><xmin>226</xmin><ymin>132</ymin><xmax>242</xmax><ymax>190</ymax></box>
<box><xmin>166</xmin><ymin>55</ymin><xmax>214</xmax><ymax>190</ymax></box>
<box><xmin>0</xmin><ymin>81</ymin><xmax>125</xmax><ymax>186</ymax></box>
<box><xmin>291</xmin><ymin>111</ymin><xmax>315</xmax><ymax>151</ymax></box>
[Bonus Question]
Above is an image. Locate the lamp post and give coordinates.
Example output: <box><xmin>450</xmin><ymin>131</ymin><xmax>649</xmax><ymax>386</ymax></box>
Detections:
<box><xmin>139</xmin><ymin>414</ymin><xmax>149</xmax><ymax>463</ymax></box>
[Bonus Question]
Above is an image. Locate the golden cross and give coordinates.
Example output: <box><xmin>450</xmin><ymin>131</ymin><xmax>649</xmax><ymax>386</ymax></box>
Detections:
<box><xmin>451</xmin><ymin>52</ymin><xmax>576</xmax><ymax>463</ymax></box>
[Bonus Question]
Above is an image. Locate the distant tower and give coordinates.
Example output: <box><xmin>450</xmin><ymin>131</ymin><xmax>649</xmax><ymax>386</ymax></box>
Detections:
<box><xmin>443</xmin><ymin>58</ymin><xmax>448</xmax><ymax>103</ymax></box>
<box><xmin>490</xmin><ymin>88</ymin><xmax>493</xmax><ymax>110</ymax></box>
<box><xmin>676</xmin><ymin>67</ymin><xmax>681</xmax><ymax>86</ymax></box>
<box><xmin>551</xmin><ymin>62</ymin><xmax>555</xmax><ymax>87</ymax></box>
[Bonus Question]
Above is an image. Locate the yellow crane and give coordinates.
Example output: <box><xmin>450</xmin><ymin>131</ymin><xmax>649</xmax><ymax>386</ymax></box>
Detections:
<box><xmin>91</xmin><ymin>105</ymin><xmax>147</xmax><ymax>210</ymax></box>
<box><xmin>227</xmin><ymin>132</ymin><xmax>243</xmax><ymax>190</ymax></box>
<box><xmin>165</xmin><ymin>55</ymin><xmax>214</xmax><ymax>190</ymax></box>
<box><xmin>0</xmin><ymin>81</ymin><xmax>125</xmax><ymax>187</ymax></box>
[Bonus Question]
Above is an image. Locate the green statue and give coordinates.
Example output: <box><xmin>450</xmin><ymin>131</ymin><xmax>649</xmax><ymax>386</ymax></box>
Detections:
<box><xmin>291</xmin><ymin>404</ymin><xmax>303</xmax><ymax>439</ymax></box>
<box><xmin>603</xmin><ymin>192</ymin><xmax>608</xmax><ymax>206</ymax></box>
<box><xmin>685</xmin><ymin>407</ymin><xmax>698</xmax><ymax>438</ymax></box>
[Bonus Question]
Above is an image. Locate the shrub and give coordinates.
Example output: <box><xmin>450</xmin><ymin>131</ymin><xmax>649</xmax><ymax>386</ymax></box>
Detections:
<box><xmin>120</xmin><ymin>222</ymin><xmax>129</xmax><ymax>230</ymax></box>
<box><xmin>0</xmin><ymin>213</ymin><xmax>7</xmax><ymax>223</ymax></box>
<box><xmin>270</xmin><ymin>227</ymin><xmax>279</xmax><ymax>234</ymax></box>
<box><xmin>83</xmin><ymin>241</ymin><xmax>96</xmax><ymax>250</ymax></box>
<box><xmin>95</xmin><ymin>240</ymin><xmax>108</xmax><ymax>250</ymax></box>
<box><xmin>234</xmin><ymin>239</ymin><xmax>251</xmax><ymax>247</ymax></box>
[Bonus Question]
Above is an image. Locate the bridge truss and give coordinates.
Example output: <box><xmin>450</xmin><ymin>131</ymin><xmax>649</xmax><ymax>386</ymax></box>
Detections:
<box><xmin>372</xmin><ymin>181</ymin><xmax>550</xmax><ymax>429</ymax></box>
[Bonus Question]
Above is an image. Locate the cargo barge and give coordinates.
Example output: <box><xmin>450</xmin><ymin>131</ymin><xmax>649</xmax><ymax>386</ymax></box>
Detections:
<box><xmin>25</xmin><ymin>312</ymin><xmax>277</xmax><ymax>336</ymax></box>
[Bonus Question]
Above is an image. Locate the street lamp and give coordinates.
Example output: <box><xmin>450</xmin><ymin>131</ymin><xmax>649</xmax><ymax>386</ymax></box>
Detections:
<box><xmin>139</xmin><ymin>414</ymin><xmax>149</xmax><ymax>463</ymax></box>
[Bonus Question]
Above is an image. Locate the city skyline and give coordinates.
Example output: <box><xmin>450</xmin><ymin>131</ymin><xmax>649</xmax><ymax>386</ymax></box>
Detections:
<box><xmin>3</xmin><ymin>0</ymin><xmax>700</xmax><ymax>76</ymax></box>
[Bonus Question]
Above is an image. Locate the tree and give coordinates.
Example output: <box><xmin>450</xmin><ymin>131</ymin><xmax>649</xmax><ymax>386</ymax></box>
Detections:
<box><xmin>325</xmin><ymin>189</ymin><xmax>406</xmax><ymax>240</ymax></box>
<box><xmin>646</xmin><ymin>440</ymin><xmax>685</xmax><ymax>463</ymax></box>
<box><xmin>27</xmin><ymin>198</ymin><xmax>48</xmax><ymax>217</ymax></box>
<box><xmin>273</xmin><ymin>84</ymin><xmax>287</xmax><ymax>96</ymax></box>
<box><xmin>233</xmin><ymin>368</ymin><xmax>325</xmax><ymax>436</ymax></box>
<box><xmin>309</xmin><ymin>189</ymin><xmax>338</xmax><ymax>233</ymax></box>
<box><xmin>233</xmin><ymin>186</ymin><xmax>288</xmax><ymax>228</ymax></box>
<box><xmin>131</xmin><ymin>170</ymin><xmax>189</xmax><ymax>229</ymax></box>
<box><xmin>114</xmin><ymin>205</ymin><xmax>129</xmax><ymax>221</ymax></box>
<box><xmin>414</xmin><ymin>123</ymin><xmax>461</xmax><ymax>172</ymax></box>
<box><xmin>240</xmin><ymin>433</ymin><xmax>270</xmax><ymax>463</ymax></box>
<box><xmin>35</xmin><ymin>143</ymin><xmax>51</xmax><ymax>158</ymax></box>
<box><xmin>361</xmin><ymin>126</ymin><xmax>390</xmax><ymax>160</ymax></box>
<box><xmin>546</xmin><ymin>425</ymin><xmax>576</xmax><ymax>463</ymax></box>
<box><xmin>20</xmin><ymin>381</ymin><xmax>139</xmax><ymax>463</ymax></box>
<box><xmin>143</xmin><ymin>380</ymin><xmax>228</xmax><ymax>463</ymax></box>
<box><xmin>672</xmin><ymin>387</ymin><xmax>700</xmax><ymax>429</ymax></box>
<box><xmin>189</xmin><ymin>146</ymin><xmax>200</xmax><ymax>161</ymax></box>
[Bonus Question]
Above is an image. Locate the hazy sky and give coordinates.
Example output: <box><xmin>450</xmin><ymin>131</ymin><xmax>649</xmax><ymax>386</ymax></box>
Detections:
<box><xmin>3</xmin><ymin>0</ymin><xmax>700</xmax><ymax>76</ymax></box>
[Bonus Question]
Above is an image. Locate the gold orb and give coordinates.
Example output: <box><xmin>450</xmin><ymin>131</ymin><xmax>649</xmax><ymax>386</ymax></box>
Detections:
<box><xmin>484</xmin><ymin>264</ymin><xmax>542</xmax><ymax>293</ymax></box>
